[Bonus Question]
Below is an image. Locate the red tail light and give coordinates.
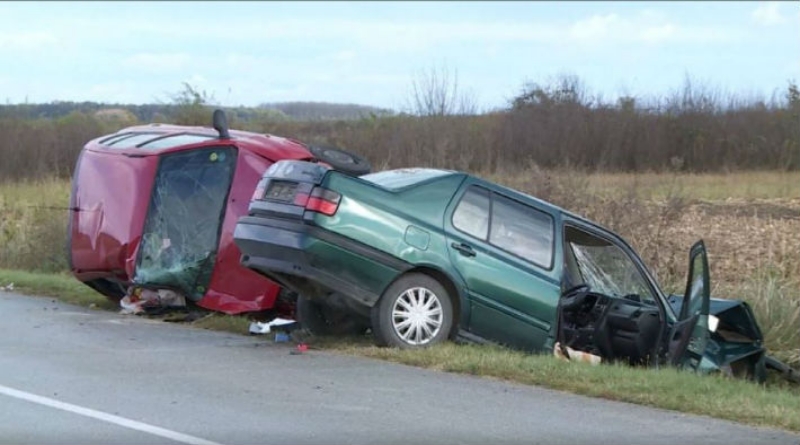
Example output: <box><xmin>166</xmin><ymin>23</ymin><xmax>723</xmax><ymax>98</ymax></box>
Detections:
<box><xmin>252</xmin><ymin>184</ymin><xmax>266</xmax><ymax>201</ymax></box>
<box><xmin>293</xmin><ymin>192</ymin><xmax>309</xmax><ymax>206</ymax></box>
<box><xmin>303</xmin><ymin>187</ymin><xmax>340</xmax><ymax>216</ymax></box>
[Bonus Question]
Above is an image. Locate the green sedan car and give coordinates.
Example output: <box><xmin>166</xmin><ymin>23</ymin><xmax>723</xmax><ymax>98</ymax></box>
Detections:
<box><xmin>234</xmin><ymin>160</ymin><xmax>773</xmax><ymax>380</ymax></box>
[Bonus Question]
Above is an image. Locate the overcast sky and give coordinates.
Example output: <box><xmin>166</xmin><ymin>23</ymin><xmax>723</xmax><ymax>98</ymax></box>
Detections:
<box><xmin>0</xmin><ymin>1</ymin><xmax>797</xmax><ymax>111</ymax></box>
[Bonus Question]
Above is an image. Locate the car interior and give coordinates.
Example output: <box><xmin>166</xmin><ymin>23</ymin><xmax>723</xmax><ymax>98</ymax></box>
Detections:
<box><xmin>558</xmin><ymin>225</ymin><xmax>662</xmax><ymax>365</ymax></box>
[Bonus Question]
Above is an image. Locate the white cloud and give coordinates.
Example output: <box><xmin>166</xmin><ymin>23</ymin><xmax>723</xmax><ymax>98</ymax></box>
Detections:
<box><xmin>786</xmin><ymin>60</ymin><xmax>800</xmax><ymax>77</ymax></box>
<box><xmin>640</xmin><ymin>24</ymin><xmax>676</xmax><ymax>43</ymax></box>
<box><xmin>564</xmin><ymin>12</ymin><xmax>734</xmax><ymax>46</ymax></box>
<box><xmin>290</xmin><ymin>15</ymin><xmax>734</xmax><ymax>49</ymax></box>
<box><xmin>328</xmin><ymin>50</ymin><xmax>357</xmax><ymax>62</ymax></box>
<box><xmin>222</xmin><ymin>54</ymin><xmax>266</xmax><ymax>72</ymax></box>
<box><xmin>0</xmin><ymin>31</ymin><xmax>58</xmax><ymax>50</ymax></box>
<box><xmin>259</xmin><ymin>85</ymin><xmax>310</xmax><ymax>101</ymax></box>
<box><xmin>6</xmin><ymin>11</ymin><xmax>736</xmax><ymax>57</ymax></box>
<box><xmin>751</xmin><ymin>2</ymin><xmax>786</xmax><ymax>26</ymax></box>
<box><xmin>56</xmin><ymin>81</ymin><xmax>143</xmax><ymax>104</ymax></box>
<box><xmin>185</xmin><ymin>74</ymin><xmax>207</xmax><ymax>86</ymax></box>
<box><xmin>350</xmin><ymin>74</ymin><xmax>408</xmax><ymax>85</ymax></box>
<box><xmin>568</xmin><ymin>13</ymin><xmax>621</xmax><ymax>42</ymax></box>
<box><xmin>0</xmin><ymin>3</ymin><xmax>787</xmax><ymax>108</ymax></box>
<box><xmin>121</xmin><ymin>53</ymin><xmax>192</xmax><ymax>72</ymax></box>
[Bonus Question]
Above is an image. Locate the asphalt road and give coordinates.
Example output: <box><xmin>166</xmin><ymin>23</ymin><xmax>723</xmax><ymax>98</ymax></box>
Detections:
<box><xmin>1</xmin><ymin>291</ymin><xmax>798</xmax><ymax>445</ymax></box>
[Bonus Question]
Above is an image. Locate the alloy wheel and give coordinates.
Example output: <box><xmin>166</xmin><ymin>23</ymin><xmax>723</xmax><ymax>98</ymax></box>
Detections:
<box><xmin>391</xmin><ymin>287</ymin><xmax>443</xmax><ymax>345</ymax></box>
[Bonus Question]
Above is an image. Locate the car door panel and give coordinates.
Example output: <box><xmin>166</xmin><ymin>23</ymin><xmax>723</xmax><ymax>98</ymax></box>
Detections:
<box><xmin>444</xmin><ymin>182</ymin><xmax>562</xmax><ymax>350</ymax></box>
<box><xmin>668</xmin><ymin>240</ymin><xmax>711</xmax><ymax>369</ymax></box>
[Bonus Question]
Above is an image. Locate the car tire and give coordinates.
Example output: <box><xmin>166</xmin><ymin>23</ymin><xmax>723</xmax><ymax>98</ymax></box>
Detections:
<box><xmin>307</xmin><ymin>145</ymin><xmax>371</xmax><ymax>177</ymax></box>
<box><xmin>371</xmin><ymin>273</ymin><xmax>454</xmax><ymax>348</ymax></box>
<box><xmin>296</xmin><ymin>294</ymin><xmax>369</xmax><ymax>336</ymax></box>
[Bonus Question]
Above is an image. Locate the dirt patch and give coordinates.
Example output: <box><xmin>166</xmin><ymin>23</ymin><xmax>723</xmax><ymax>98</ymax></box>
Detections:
<box><xmin>659</xmin><ymin>199</ymin><xmax>800</xmax><ymax>287</ymax></box>
<box><xmin>694</xmin><ymin>199</ymin><xmax>800</xmax><ymax>220</ymax></box>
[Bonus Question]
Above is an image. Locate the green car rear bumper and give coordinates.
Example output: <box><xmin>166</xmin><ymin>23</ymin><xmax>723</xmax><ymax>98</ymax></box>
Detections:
<box><xmin>234</xmin><ymin>216</ymin><xmax>410</xmax><ymax>307</ymax></box>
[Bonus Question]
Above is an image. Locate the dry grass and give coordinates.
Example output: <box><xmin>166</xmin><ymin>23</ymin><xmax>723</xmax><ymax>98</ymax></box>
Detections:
<box><xmin>0</xmin><ymin>177</ymin><xmax>71</xmax><ymax>272</ymax></box>
<box><xmin>578</xmin><ymin>170</ymin><xmax>800</xmax><ymax>201</ymax></box>
<box><xmin>486</xmin><ymin>169</ymin><xmax>800</xmax><ymax>365</ymax></box>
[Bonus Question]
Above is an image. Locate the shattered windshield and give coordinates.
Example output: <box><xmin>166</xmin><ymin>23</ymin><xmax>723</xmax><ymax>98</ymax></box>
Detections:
<box><xmin>133</xmin><ymin>146</ymin><xmax>237</xmax><ymax>301</ymax></box>
<box><xmin>566</xmin><ymin>227</ymin><xmax>657</xmax><ymax>305</ymax></box>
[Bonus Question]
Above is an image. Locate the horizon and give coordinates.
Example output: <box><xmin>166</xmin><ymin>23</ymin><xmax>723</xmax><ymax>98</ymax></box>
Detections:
<box><xmin>1</xmin><ymin>1</ymin><xmax>797</xmax><ymax>111</ymax></box>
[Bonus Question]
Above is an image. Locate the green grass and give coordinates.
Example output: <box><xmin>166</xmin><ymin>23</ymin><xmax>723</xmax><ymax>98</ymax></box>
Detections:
<box><xmin>0</xmin><ymin>268</ymin><xmax>255</xmax><ymax>333</ymax></box>
<box><xmin>717</xmin><ymin>272</ymin><xmax>800</xmax><ymax>366</ymax></box>
<box><xmin>0</xmin><ymin>269</ymin><xmax>115</xmax><ymax>310</ymax></box>
<box><xmin>190</xmin><ymin>313</ymin><xmax>252</xmax><ymax>333</ymax></box>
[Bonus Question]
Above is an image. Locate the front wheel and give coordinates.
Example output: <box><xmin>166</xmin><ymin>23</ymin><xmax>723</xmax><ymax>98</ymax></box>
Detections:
<box><xmin>371</xmin><ymin>273</ymin><xmax>454</xmax><ymax>348</ymax></box>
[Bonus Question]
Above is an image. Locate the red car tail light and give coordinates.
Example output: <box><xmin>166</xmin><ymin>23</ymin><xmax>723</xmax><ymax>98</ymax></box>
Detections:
<box><xmin>304</xmin><ymin>187</ymin><xmax>341</xmax><ymax>216</ymax></box>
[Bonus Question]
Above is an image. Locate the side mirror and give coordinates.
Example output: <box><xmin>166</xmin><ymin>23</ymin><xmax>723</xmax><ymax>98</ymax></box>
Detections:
<box><xmin>212</xmin><ymin>109</ymin><xmax>230</xmax><ymax>139</ymax></box>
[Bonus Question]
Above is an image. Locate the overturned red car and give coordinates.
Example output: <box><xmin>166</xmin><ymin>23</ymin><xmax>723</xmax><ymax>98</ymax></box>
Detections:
<box><xmin>67</xmin><ymin>110</ymin><xmax>370</xmax><ymax>315</ymax></box>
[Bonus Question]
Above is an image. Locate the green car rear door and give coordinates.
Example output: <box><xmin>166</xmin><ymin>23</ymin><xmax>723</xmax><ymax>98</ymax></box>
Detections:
<box><xmin>443</xmin><ymin>181</ymin><xmax>562</xmax><ymax>351</ymax></box>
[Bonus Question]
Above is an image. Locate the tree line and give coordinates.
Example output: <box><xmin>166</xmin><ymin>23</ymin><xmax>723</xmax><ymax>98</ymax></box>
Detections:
<box><xmin>0</xmin><ymin>75</ymin><xmax>798</xmax><ymax>182</ymax></box>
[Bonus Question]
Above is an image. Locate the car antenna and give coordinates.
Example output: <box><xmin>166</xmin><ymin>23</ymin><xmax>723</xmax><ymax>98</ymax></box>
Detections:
<box><xmin>212</xmin><ymin>109</ymin><xmax>230</xmax><ymax>139</ymax></box>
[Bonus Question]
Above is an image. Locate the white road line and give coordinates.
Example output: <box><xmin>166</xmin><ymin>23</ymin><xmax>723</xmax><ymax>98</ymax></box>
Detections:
<box><xmin>0</xmin><ymin>383</ymin><xmax>223</xmax><ymax>445</ymax></box>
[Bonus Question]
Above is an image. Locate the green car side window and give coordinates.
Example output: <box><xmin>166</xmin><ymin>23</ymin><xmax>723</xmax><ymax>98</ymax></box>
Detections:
<box><xmin>452</xmin><ymin>186</ymin><xmax>490</xmax><ymax>240</ymax></box>
<box><xmin>489</xmin><ymin>193</ymin><xmax>554</xmax><ymax>269</ymax></box>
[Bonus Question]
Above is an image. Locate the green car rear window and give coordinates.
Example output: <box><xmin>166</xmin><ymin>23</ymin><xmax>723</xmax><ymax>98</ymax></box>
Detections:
<box><xmin>361</xmin><ymin>168</ymin><xmax>453</xmax><ymax>191</ymax></box>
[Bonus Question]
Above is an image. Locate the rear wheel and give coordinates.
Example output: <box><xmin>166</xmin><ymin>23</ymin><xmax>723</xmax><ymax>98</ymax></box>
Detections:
<box><xmin>371</xmin><ymin>273</ymin><xmax>454</xmax><ymax>348</ymax></box>
<box><xmin>296</xmin><ymin>294</ymin><xmax>369</xmax><ymax>336</ymax></box>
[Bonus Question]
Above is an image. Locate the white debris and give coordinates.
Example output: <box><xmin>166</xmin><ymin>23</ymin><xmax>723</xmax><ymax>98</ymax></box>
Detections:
<box><xmin>119</xmin><ymin>287</ymin><xmax>187</xmax><ymax>315</ymax></box>
<box><xmin>554</xmin><ymin>342</ymin><xmax>602</xmax><ymax>365</ymax></box>
<box><xmin>157</xmin><ymin>289</ymin><xmax>186</xmax><ymax>307</ymax></box>
<box><xmin>119</xmin><ymin>295</ymin><xmax>144</xmax><ymax>315</ymax></box>
<box><xmin>248</xmin><ymin>317</ymin><xmax>297</xmax><ymax>335</ymax></box>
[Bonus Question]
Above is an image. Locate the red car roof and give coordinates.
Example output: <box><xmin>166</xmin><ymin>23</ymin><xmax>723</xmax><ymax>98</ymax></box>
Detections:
<box><xmin>84</xmin><ymin>123</ymin><xmax>314</xmax><ymax>162</ymax></box>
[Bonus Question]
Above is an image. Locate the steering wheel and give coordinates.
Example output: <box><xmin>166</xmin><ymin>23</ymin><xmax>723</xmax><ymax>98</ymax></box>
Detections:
<box><xmin>560</xmin><ymin>284</ymin><xmax>591</xmax><ymax>311</ymax></box>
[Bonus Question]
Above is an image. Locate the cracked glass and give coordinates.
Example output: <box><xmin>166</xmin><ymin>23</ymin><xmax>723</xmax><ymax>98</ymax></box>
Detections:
<box><xmin>133</xmin><ymin>146</ymin><xmax>237</xmax><ymax>301</ymax></box>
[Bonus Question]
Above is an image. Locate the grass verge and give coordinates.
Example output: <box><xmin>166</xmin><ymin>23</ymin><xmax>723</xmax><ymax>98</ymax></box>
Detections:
<box><xmin>0</xmin><ymin>269</ymin><xmax>115</xmax><ymax>310</ymax></box>
<box><xmin>190</xmin><ymin>313</ymin><xmax>252</xmax><ymax>334</ymax></box>
<box><xmin>326</xmin><ymin>341</ymin><xmax>800</xmax><ymax>431</ymax></box>
<box><xmin>2</xmin><ymin>268</ymin><xmax>799</xmax><ymax>433</ymax></box>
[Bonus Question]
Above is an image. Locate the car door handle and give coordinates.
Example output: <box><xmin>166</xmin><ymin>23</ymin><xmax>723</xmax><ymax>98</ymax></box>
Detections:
<box><xmin>451</xmin><ymin>242</ymin><xmax>476</xmax><ymax>257</ymax></box>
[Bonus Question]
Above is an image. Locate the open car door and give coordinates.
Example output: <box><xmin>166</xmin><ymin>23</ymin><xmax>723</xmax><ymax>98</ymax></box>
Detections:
<box><xmin>667</xmin><ymin>240</ymin><xmax>711</xmax><ymax>370</ymax></box>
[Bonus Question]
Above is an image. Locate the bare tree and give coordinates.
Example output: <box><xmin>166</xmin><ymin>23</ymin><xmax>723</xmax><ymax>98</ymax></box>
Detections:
<box><xmin>407</xmin><ymin>64</ymin><xmax>478</xmax><ymax>116</ymax></box>
<box><xmin>512</xmin><ymin>73</ymin><xmax>591</xmax><ymax>109</ymax></box>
